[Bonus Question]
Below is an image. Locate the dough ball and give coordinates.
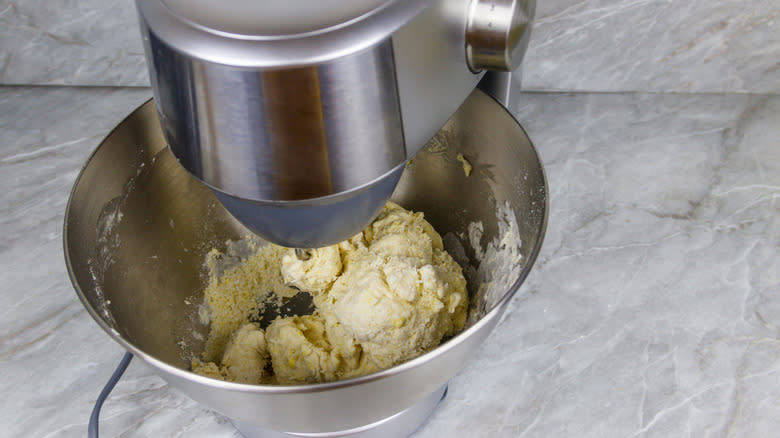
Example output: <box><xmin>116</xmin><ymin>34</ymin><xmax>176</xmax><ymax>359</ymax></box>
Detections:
<box><xmin>365</xmin><ymin>203</ymin><xmax>443</xmax><ymax>261</ymax></box>
<box><xmin>219</xmin><ymin>323</ymin><xmax>269</xmax><ymax>384</ymax></box>
<box><xmin>317</xmin><ymin>203</ymin><xmax>468</xmax><ymax>370</ymax></box>
<box><xmin>281</xmin><ymin>246</ymin><xmax>342</xmax><ymax>294</ymax></box>
<box><xmin>266</xmin><ymin>315</ymin><xmax>341</xmax><ymax>384</ymax></box>
<box><xmin>192</xmin><ymin>322</ymin><xmax>269</xmax><ymax>384</ymax></box>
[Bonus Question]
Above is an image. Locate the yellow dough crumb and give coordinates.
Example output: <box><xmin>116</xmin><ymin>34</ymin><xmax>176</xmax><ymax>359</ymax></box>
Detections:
<box><xmin>456</xmin><ymin>153</ymin><xmax>472</xmax><ymax>177</ymax></box>
<box><xmin>200</xmin><ymin>244</ymin><xmax>297</xmax><ymax>363</ymax></box>
<box><xmin>193</xmin><ymin>203</ymin><xmax>468</xmax><ymax>384</ymax></box>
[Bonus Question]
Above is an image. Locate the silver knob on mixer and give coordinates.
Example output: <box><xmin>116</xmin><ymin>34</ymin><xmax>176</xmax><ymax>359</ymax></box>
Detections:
<box><xmin>465</xmin><ymin>0</ymin><xmax>535</xmax><ymax>72</ymax></box>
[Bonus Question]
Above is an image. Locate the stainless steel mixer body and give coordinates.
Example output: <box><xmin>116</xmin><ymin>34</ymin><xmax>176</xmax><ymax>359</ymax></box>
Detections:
<box><xmin>135</xmin><ymin>0</ymin><xmax>535</xmax><ymax>248</ymax></box>
<box><xmin>63</xmin><ymin>2</ymin><xmax>543</xmax><ymax>436</ymax></box>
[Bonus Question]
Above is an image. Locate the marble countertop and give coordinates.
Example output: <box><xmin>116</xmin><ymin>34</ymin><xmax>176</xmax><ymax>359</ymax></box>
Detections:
<box><xmin>1</xmin><ymin>86</ymin><xmax>777</xmax><ymax>437</ymax></box>
<box><xmin>3</xmin><ymin>0</ymin><xmax>779</xmax><ymax>94</ymax></box>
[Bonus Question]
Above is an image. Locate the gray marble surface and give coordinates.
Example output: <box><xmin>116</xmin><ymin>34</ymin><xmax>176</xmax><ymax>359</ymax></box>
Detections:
<box><xmin>523</xmin><ymin>0</ymin><xmax>780</xmax><ymax>93</ymax></box>
<box><xmin>1</xmin><ymin>86</ymin><xmax>778</xmax><ymax>437</ymax></box>
<box><xmin>1</xmin><ymin>0</ymin><xmax>779</xmax><ymax>93</ymax></box>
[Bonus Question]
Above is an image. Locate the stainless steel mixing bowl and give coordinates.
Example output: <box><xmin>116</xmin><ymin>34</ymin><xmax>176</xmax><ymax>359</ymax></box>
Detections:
<box><xmin>64</xmin><ymin>89</ymin><xmax>547</xmax><ymax>435</ymax></box>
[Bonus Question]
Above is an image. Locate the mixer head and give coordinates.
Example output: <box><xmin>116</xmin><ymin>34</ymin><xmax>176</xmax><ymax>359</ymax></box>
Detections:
<box><xmin>135</xmin><ymin>0</ymin><xmax>535</xmax><ymax>247</ymax></box>
<box><xmin>211</xmin><ymin>164</ymin><xmax>405</xmax><ymax>249</ymax></box>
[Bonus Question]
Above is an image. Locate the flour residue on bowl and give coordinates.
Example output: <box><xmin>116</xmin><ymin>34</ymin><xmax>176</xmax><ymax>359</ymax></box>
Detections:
<box><xmin>89</xmin><ymin>204</ymin><xmax>124</xmax><ymax>327</ymax></box>
<box><xmin>87</xmin><ymin>154</ymin><xmax>159</xmax><ymax>329</ymax></box>
<box><xmin>452</xmin><ymin>201</ymin><xmax>524</xmax><ymax>324</ymax></box>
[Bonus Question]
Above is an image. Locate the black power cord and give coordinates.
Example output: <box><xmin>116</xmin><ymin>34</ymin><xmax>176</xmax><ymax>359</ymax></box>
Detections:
<box><xmin>88</xmin><ymin>352</ymin><xmax>134</xmax><ymax>438</ymax></box>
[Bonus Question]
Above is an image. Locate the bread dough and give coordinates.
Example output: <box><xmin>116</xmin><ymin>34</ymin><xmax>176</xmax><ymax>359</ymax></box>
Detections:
<box><xmin>265</xmin><ymin>315</ymin><xmax>343</xmax><ymax>384</ymax></box>
<box><xmin>200</xmin><ymin>244</ymin><xmax>297</xmax><ymax>363</ymax></box>
<box><xmin>194</xmin><ymin>203</ymin><xmax>468</xmax><ymax>384</ymax></box>
<box><xmin>281</xmin><ymin>245</ymin><xmax>341</xmax><ymax>294</ymax></box>
<box><xmin>193</xmin><ymin>322</ymin><xmax>269</xmax><ymax>383</ymax></box>
<box><xmin>306</xmin><ymin>203</ymin><xmax>466</xmax><ymax>371</ymax></box>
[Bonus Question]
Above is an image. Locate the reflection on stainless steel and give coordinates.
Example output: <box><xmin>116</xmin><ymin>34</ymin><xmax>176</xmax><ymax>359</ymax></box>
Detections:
<box><xmin>211</xmin><ymin>164</ymin><xmax>404</xmax><ymax>249</ymax></box>
<box><xmin>142</xmin><ymin>34</ymin><xmax>405</xmax><ymax>201</ymax></box>
<box><xmin>135</xmin><ymin>0</ymin><xmax>431</xmax><ymax>68</ymax></box>
<box><xmin>232</xmin><ymin>384</ymin><xmax>448</xmax><ymax>437</ymax></box>
<box><xmin>137</xmin><ymin>0</ymin><xmax>517</xmax><ymax>247</ymax></box>
<box><xmin>465</xmin><ymin>0</ymin><xmax>535</xmax><ymax>72</ymax></box>
<box><xmin>64</xmin><ymin>89</ymin><xmax>547</xmax><ymax>435</ymax></box>
<box><xmin>477</xmin><ymin>71</ymin><xmax>513</xmax><ymax>107</ymax></box>
<box><xmin>392</xmin><ymin>0</ymin><xmax>483</xmax><ymax>159</ymax></box>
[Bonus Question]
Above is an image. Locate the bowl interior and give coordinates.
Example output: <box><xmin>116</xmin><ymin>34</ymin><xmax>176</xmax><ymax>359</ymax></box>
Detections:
<box><xmin>65</xmin><ymin>89</ymin><xmax>547</xmax><ymax>372</ymax></box>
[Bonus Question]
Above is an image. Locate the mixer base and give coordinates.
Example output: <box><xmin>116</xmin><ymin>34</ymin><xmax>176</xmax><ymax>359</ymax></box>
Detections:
<box><xmin>231</xmin><ymin>384</ymin><xmax>447</xmax><ymax>438</ymax></box>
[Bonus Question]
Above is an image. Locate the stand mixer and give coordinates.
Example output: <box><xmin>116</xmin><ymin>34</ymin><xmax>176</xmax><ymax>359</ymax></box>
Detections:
<box><xmin>63</xmin><ymin>2</ymin><xmax>545</xmax><ymax>437</ymax></box>
<box><xmin>135</xmin><ymin>0</ymin><xmax>535</xmax><ymax>248</ymax></box>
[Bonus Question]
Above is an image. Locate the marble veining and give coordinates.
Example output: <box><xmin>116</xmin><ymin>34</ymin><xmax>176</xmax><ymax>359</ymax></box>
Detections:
<box><xmin>0</xmin><ymin>0</ymin><xmax>778</xmax><ymax>93</ymax></box>
<box><xmin>0</xmin><ymin>87</ymin><xmax>778</xmax><ymax>437</ymax></box>
<box><xmin>522</xmin><ymin>0</ymin><xmax>780</xmax><ymax>93</ymax></box>
<box><xmin>0</xmin><ymin>1</ymin><xmax>148</xmax><ymax>86</ymax></box>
